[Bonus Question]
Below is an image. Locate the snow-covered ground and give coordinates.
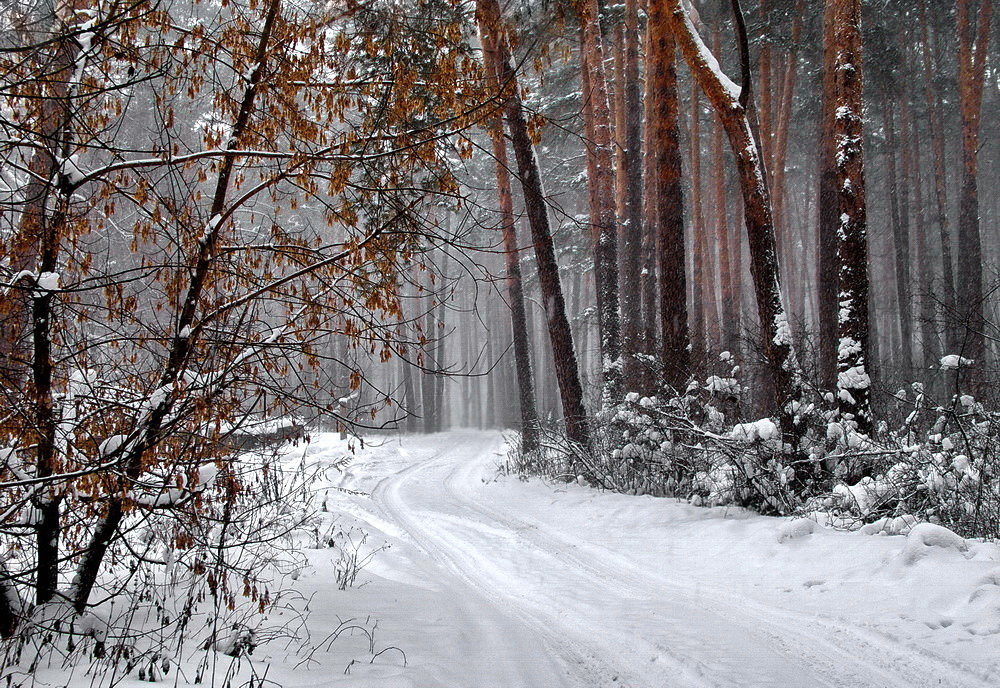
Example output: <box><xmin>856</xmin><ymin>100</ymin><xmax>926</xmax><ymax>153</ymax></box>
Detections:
<box><xmin>243</xmin><ymin>429</ymin><xmax>999</xmax><ymax>687</ymax></box>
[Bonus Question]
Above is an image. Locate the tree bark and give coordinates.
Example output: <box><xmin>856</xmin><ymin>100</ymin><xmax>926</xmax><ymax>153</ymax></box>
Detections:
<box><xmin>579</xmin><ymin>0</ymin><xmax>623</xmax><ymax>405</ymax></box>
<box><xmin>817</xmin><ymin>0</ymin><xmax>839</xmax><ymax>391</ymax></box>
<box><xmin>620</xmin><ymin>0</ymin><xmax>645</xmax><ymax>392</ymax></box>
<box><xmin>475</xmin><ymin>0</ymin><xmax>591</xmax><ymax>448</ymax></box>
<box><xmin>881</xmin><ymin>95</ymin><xmax>913</xmax><ymax>377</ymax></box>
<box><xmin>955</xmin><ymin>0</ymin><xmax>993</xmax><ymax>365</ymax></box>
<box><xmin>649</xmin><ymin>0</ymin><xmax>690</xmax><ymax>392</ymax></box>
<box><xmin>690</xmin><ymin>83</ymin><xmax>707</xmax><ymax>356</ymax></box>
<box><xmin>828</xmin><ymin>0</ymin><xmax>872</xmax><ymax>435</ymax></box>
<box><xmin>919</xmin><ymin>0</ymin><xmax>958</xmax><ymax>349</ymax></box>
<box><xmin>482</xmin><ymin>29</ymin><xmax>540</xmax><ymax>451</ymax></box>
<box><xmin>664</xmin><ymin>0</ymin><xmax>801</xmax><ymax>433</ymax></box>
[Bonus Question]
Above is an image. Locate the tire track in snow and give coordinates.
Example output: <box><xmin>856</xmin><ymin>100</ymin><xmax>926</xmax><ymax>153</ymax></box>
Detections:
<box><xmin>375</xmin><ymin>434</ymin><xmax>833</xmax><ymax>687</ymax></box>
<box><xmin>441</xmin><ymin>433</ymin><xmax>993</xmax><ymax>688</ymax></box>
<box><xmin>373</xmin><ymin>437</ymin><xmax>626</xmax><ymax>688</ymax></box>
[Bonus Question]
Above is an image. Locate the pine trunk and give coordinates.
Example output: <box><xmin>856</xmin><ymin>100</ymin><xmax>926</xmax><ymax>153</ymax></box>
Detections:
<box><xmin>665</xmin><ymin>0</ymin><xmax>801</xmax><ymax>433</ymax></box>
<box><xmin>475</xmin><ymin>0</ymin><xmax>591</xmax><ymax>448</ymax></box>
<box><xmin>956</xmin><ymin>0</ymin><xmax>993</xmax><ymax>365</ymax></box>
<box><xmin>829</xmin><ymin>0</ymin><xmax>872</xmax><ymax>435</ymax></box>
<box><xmin>649</xmin><ymin>1</ymin><xmax>690</xmax><ymax>392</ymax></box>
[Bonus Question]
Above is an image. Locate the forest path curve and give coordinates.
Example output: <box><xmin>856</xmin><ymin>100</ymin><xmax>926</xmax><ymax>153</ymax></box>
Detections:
<box><xmin>366</xmin><ymin>430</ymin><xmax>992</xmax><ymax>688</ymax></box>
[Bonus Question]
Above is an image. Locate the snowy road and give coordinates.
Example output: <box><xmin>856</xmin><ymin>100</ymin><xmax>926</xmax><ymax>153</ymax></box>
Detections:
<box><xmin>281</xmin><ymin>430</ymin><xmax>999</xmax><ymax>687</ymax></box>
<box><xmin>355</xmin><ymin>431</ymin><xmax>997</xmax><ymax>688</ymax></box>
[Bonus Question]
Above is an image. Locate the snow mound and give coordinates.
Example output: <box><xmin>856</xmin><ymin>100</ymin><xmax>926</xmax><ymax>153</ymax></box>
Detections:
<box><xmin>939</xmin><ymin>354</ymin><xmax>974</xmax><ymax>370</ymax></box>
<box><xmin>899</xmin><ymin>523</ymin><xmax>969</xmax><ymax>565</ymax></box>
<box><xmin>730</xmin><ymin>418</ymin><xmax>780</xmax><ymax>444</ymax></box>
<box><xmin>857</xmin><ymin>514</ymin><xmax>919</xmax><ymax>536</ymax></box>
<box><xmin>975</xmin><ymin>568</ymin><xmax>1000</xmax><ymax>588</ymax></box>
<box><xmin>777</xmin><ymin>517</ymin><xmax>822</xmax><ymax>543</ymax></box>
<box><xmin>964</xmin><ymin>575</ymin><xmax>1000</xmax><ymax>635</ymax></box>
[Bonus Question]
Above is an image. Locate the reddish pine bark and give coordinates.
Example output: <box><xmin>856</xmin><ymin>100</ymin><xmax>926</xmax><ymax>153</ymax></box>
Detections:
<box><xmin>649</xmin><ymin>0</ymin><xmax>690</xmax><ymax>392</ymax></box>
<box><xmin>664</xmin><ymin>0</ymin><xmax>801</xmax><ymax>432</ymax></box>
<box><xmin>955</xmin><ymin>0</ymin><xmax>993</xmax><ymax>364</ymax></box>
<box><xmin>828</xmin><ymin>0</ymin><xmax>872</xmax><ymax>435</ymax></box>
<box><xmin>474</xmin><ymin>0</ymin><xmax>591</xmax><ymax>448</ymax></box>
<box><xmin>579</xmin><ymin>0</ymin><xmax>623</xmax><ymax>405</ymax></box>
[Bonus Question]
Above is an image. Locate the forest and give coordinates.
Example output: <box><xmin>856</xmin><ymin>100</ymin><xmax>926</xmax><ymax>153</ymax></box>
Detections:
<box><xmin>0</xmin><ymin>0</ymin><xmax>998</xmax><ymax>685</ymax></box>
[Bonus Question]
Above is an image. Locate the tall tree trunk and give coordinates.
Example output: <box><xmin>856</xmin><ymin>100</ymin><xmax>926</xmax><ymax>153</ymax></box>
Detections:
<box><xmin>640</xmin><ymin>2</ymin><xmax>660</xmax><ymax>360</ymax></box>
<box><xmin>882</xmin><ymin>96</ymin><xmax>913</xmax><ymax>377</ymax></box>
<box><xmin>817</xmin><ymin>0</ymin><xmax>839</xmax><ymax>391</ymax></box>
<box><xmin>690</xmin><ymin>83</ymin><xmax>707</xmax><ymax>356</ymax></box>
<box><xmin>475</xmin><ymin>0</ymin><xmax>591</xmax><ymax>448</ymax></box>
<box><xmin>901</xmin><ymin>93</ymin><xmax>941</xmax><ymax>378</ymax></box>
<box><xmin>711</xmin><ymin>30</ymin><xmax>738</xmax><ymax>356</ymax></box>
<box><xmin>665</xmin><ymin>0</ymin><xmax>802</xmax><ymax>433</ymax></box>
<box><xmin>919</xmin><ymin>0</ymin><xmax>958</xmax><ymax>349</ymax></box>
<box><xmin>482</xmin><ymin>32</ymin><xmax>540</xmax><ymax>451</ymax></box>
<box><xmin>620</xmin><ymin>0</ymin><xmax>645</xmax><ymax>392</ymax></box>
<box><xmin>828</xmin><ymin>0</ymin><xmax>872</xmax><ymax>435</ymax></box>
<box><xmin>956</xmin><ymin>0</ymin><xmax>993</xmax><ymax>365</ymax></box>
<box><xmin>649</xmin><ymin>1</ymin><xmax>690</xmax><ymax>392</ymax></box>
<box><xmin>579</xmin><ymin>0</ymin><xmax>623</xmax><ymax>406</ymax></box>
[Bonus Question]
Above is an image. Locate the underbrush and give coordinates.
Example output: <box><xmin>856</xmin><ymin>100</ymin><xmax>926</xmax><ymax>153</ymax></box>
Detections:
<box><xmin>0</xmin><ymin>433</ymin><xmax>386</xmax><ymax>686</ymax></box>
<box><xmin>506</xmin><ymin>359</ymin><xmax>999</xmax><ymax>540</ymax></box>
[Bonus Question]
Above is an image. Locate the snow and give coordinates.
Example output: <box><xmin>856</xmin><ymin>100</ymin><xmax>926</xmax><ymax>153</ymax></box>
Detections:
<box><xmin>731</xmin><ymin>418</ymin><xmax>781</xmax><ymax>443</ymax></box>
<box><xmin>20</xmin><ymin>431</ymin><xmax>1000</xmax><ymax>686</ymax></box>
<box><xmin>772</xmin><ymin>310</ymin><xmax>791</xmax><ymax>346</ymax></box>
<box><xmin>940</xmin><ymin>355</ymin><xmax>975</xmax><ymax>370</ymax></box>
<box><xmin>705</xmin><ymin>374</ymin><xmax>739</xmax><ymax>395</ymax></box>
<box><xmin>777</xmin><ymin>517</ymin><xmax>823</xmax><ymax>542</ymax></box>
<box><xmin>60</xmin><ymin>154</ymin><xmax>85</xmax><ymax>184</ymax></box>
<box><xmin>273</xmin><ymin>432</ymin><xmax>1000</xmax><ymax>686</ymax></box>
<box><xmin>35</xmin><ymin>271</ymin><xmax>60</xmax><ymax>291</ymax></box>
<box><xmin>899</xmin><ymin>523</ymin><xmax>970</xmax><ymax>566</ymax></box>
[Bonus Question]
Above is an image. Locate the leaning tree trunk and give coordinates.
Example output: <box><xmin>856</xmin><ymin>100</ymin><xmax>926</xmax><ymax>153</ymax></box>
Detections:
<box><xmin>828</xmin><ymin>0</ymin><xmax>872</xmax><ymax>436</ymax></box>
<box><xmin>955</xmin><ymin>0</ymin><xmax>993</xmax><ymax>366</ymax></box>
<box><xmin>664</xmin><ymin>0</ymin><xmax>802</xmax><ymax>435</ymax></box>
<box><xmin>474</xmin><ymin>0</ymin><xmax>591</xmax><ymax>449</ymax></box>
<box><xmin>482</xmin><ymin>29</ymin><xmax>540</xmax><ymax>453</ymax></box>
<box><xmin>649</xmin><ymin>0</ymin><xmax>690</xmax><ymax>393</ymax></box>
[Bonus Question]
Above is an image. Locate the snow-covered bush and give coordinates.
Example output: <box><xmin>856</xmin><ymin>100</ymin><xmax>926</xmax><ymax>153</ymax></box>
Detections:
<box><xmin>507</xmin><ymin>360</ymin><xmax>999</xmax><ymax>538</ymax></box>
<box><xmin>0</xmin><ymin>440</ymin><xmax>322</xmax><ymax>686</ymax></box>
<box><xmin>814</xmin><ymin>383</ymin><xmax>1000</xmax><ymax>538</ymax></box>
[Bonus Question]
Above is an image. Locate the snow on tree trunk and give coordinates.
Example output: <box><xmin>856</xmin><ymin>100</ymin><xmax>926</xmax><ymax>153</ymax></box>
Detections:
<box><xmin>664</xmin><ymin>0</ymin><xmax>802</xmax><ymax>437</ymax></box>
<box><xmin>829</xmin><ymin>0</ymin><xmax>872</xmax><ymax>436</ymax></box>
